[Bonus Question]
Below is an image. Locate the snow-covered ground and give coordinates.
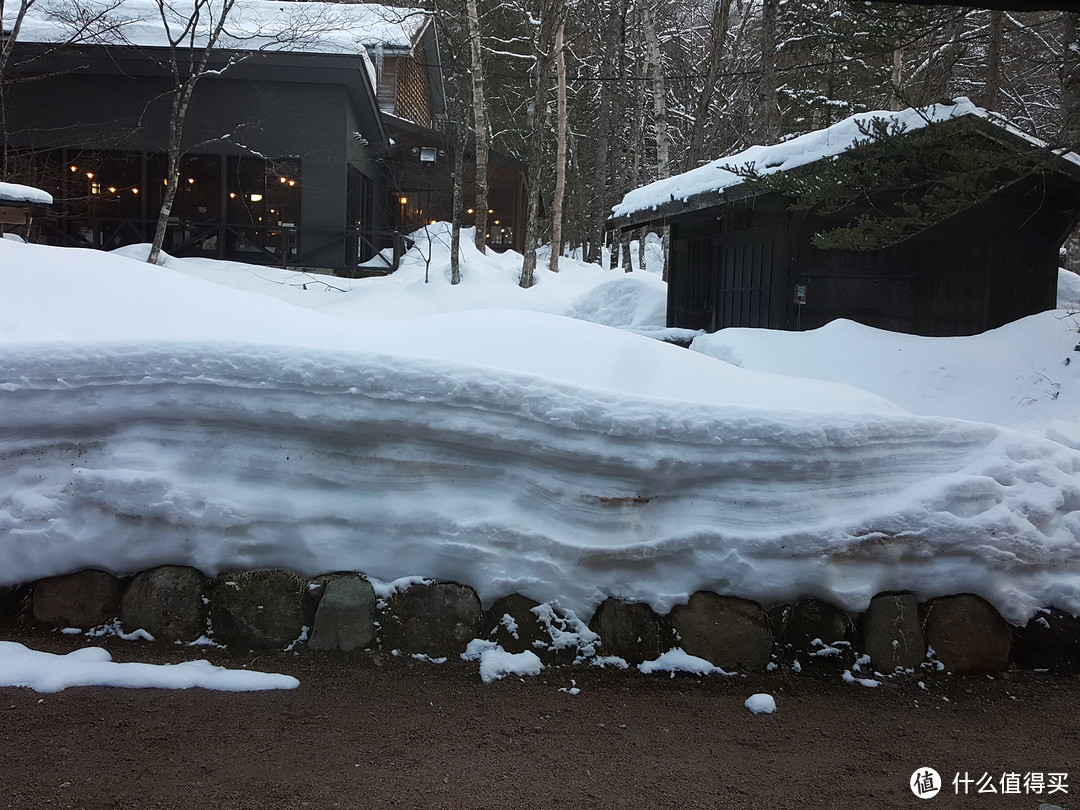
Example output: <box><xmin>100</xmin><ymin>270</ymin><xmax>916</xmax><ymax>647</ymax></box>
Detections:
<box><xmin>3</xmin><ymin>228</ymin><xmax>1080</xmax><ymax>691</ymax></box>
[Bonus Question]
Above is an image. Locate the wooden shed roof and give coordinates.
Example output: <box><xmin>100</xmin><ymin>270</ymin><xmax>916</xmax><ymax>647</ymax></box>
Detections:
<box><xmin>607</xmin><ymin>99</ymin><xmax>1080</xmax><ymax>232</ymax></box>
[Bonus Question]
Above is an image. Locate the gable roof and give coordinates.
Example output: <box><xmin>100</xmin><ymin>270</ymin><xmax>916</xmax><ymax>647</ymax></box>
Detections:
<box><xmin>609</xmin><ymin>98</ymin><xmax>1080</xmax><ymax>230</ymax></box>
<box><xmin>7</xmin><ymin>0</ymin><xmax>429</xmax><ymax>56</ymax></box>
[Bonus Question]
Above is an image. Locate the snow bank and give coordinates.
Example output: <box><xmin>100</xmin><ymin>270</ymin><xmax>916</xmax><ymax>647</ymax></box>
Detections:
<box><xmin>3</xmin><ymin>238</ymin><xmax>1080</xmax><ymax>626</ymax></box>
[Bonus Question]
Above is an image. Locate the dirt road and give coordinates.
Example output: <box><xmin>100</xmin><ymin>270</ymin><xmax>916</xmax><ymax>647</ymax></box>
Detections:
<box><xmin>0</xmin><ymin>627</ymin><xmax>1076</xmax><ymax>810</ymax></box>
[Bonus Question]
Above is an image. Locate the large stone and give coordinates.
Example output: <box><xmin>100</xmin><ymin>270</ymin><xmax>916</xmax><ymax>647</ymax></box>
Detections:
<box><xmin>1013</xmin><ymin>608</ymin><xmax>1080</xmax><ymax>673</ymax></box>
<box><xmin>308</xmin><ymin>576</ymin><xmax>376</xmax><ymax>652</ymax></box>
<box><xmin>589</xmin><ymin>598</ymin><xmax>672</xmax><ymax>666</ymax></box>
<box><xmin>667</xmin><ymin>592</ymin><xmax>772</xmax><ymax>672</ymax></box>
<box><xmin>209</xmin><ymin>571</ymin><xmax>305</xmax><ymax>649</ymax></box>
<box><xmin>120</xmin><ymin>566</ymin><xmax>206</xmax><ymax>642</ymax></box>
<box><xmin>861</xmin><ymin>592</ymin><xmax>926</xmax><ymax>672</ymax></box>
<box><xmin>33</xmin><ymin>570</ymin><xmax>122</xmax><ymax>628</ymax></box>
<box><xmin>380</xmin><ymin>581</ymin><xmax>481</xmax><ymax>658</ymax></box>
<box><xmin>482</xmin><ymin>594</ymin><xmax>576</xmax><ymax>665</ymax></box>
<box><xmin>0</xmin><ymin>585</ymin><xmax>30</xmax><ymax>621</ymax></box>
<box><xmin>923</xmin><ymin>594</ymin><xmax>1012</xmax><ymax>674</ymax></box>
<box><xmin>769</xmin><ymin>599</ymin><xmax>855</xmax><ymax>672</ymax></box>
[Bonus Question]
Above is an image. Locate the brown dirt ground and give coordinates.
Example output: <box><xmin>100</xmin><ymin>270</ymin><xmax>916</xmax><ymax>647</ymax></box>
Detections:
<box><xmin>0</xmin><ymin>623</ymin><xmax>1077</xmax><ymax>810</ymax></box>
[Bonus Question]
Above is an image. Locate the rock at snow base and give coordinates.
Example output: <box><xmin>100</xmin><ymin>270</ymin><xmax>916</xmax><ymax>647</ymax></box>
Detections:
<box><xmin>120</xmin><ymin>565</ymin><xmax>207</xmax><ymax>642</ymax></box>
<box><xmin>589</xmin><ymin>597</ymin><xmax>673</xmax><ymax>666</ymax></box>
<box><xmin>380</xmin><ymin>581</ymin><xmax>482</xmax><ymax>658</ymax></box>
<box><xmin>861</xmin><ymin>592</ymin><xmax>926</xmax><ymax>672</ymax></box>
<box><xmin>768</xmin><ymin>599</ymin><xmax>856</xmax><ymax>672</ymax></box>
<box><xmin>745</xmin><ymin>693</ymin><xmax>776</xmax><ymax>715</ymax></box>
<box><xmin>33</xmin><ymin>570</ymin><xmax>122</xmax><ymax>628</ymax></box>
<box><xmin>1013</xmin><ymin>608</ymin><xmax>1080</xmax><ymax>673</ymax></box>
<box><xmin>482</xmin><ymin>593</ymin><xmax>574</xmax><ymax>665</ymax></box>
<box><xmin>308</xmin><ymin>575</ymin><xmax>377</xmax><ymax>652</ymax></box>
<box><xmin>922</xmin><ymin>594</ymin><xmax>1011</xmax><ymax>675</ymax></box>
<box><xmin>209</xmin><ymin>570</ymin><xmax>305</xmax><ymax>649</ymax></box>
<box><xmin>667</xmin><ymin>592</ymin><xmax>773</xmax><ymax>672</ymax></box>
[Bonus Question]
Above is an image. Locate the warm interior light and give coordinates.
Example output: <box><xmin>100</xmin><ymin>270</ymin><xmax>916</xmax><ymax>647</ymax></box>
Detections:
<box><xmin>488</xmin><ymin>209</ymin><xmax>493</xmax><ymax>214</ymax></box>
<box><xmin>250</xmin><ymin>193</ymin><xmax>263</xmax><ymax>202</ymax></box>
<box><xmin>429</xmin><ymin>219</ymin><xmax>437</xmax><ymax>225</ymax></box>
<box><xmin>494</xmin><ymin>219</ymin><xmax>500</xmax><ymax>225</ymax></box>
<box><xmin>466</xmin><ymin>208</ymin><xmax>474</xmax><ymax>214</ymax></box>
<box><xmin>399</xmin><ymin>196</ymin><xmax>408</xmax><ymax>205</ymax></box>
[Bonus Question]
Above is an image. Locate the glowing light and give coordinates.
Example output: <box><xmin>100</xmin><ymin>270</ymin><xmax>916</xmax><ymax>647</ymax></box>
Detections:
<box><xmin>250</xmin><ymin>193</ymin><xmax>263</xmax><ymax>202</ymax></box>
<box><xmin>279</xmin><ymin>177</ymin><xmax>287</xmax><ymax>183</ymax></box>
<box><xmin>399</xmin><ymin>196</ymin><xmax>408</xmax><ymax>205</ymax></box>
<box><xmin>132</xmin><ymin>188</ymin><xmax>139</xmax><ymax>195</ymax></box>
<box><xmin>108</xmin><ymin>187</ymin><xmax>117</xmax><ymax>193</ymax></box>
<box><xmin>466</xmin><ymin>208</ymin><xmax>474</xmax><ymax>214</ymax></box>
<box><xmin>69</xmin><ymin>165</ymin><xmax>78</xmax><ymax>173</ymax></box>
<box><xmin>187</xmin><ymin>178</ymin><xmax>195</xmax><ymax>184</ymax></box>
<box><xmin>85</xmin><ymin>172</ymin><xmax>94</xmax><ymax>179</ymax></box>
<box><xmin>229</xmin><ymin>192</ymin><xmax>236</xmax><ymax>199</ymax></box>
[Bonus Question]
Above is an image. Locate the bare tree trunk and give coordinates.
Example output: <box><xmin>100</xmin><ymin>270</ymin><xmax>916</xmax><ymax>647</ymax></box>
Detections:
<box><xmin>520</xmin><ymin>0</ymin><xmax>567</xmax><ymax>289</ymax></box>
<box><xmin>890</xmin><ymin>47</ymin><xmax>904</xmax><ymax>111</ymax></box>
<box><xmin>758</xmin><ymin>0</ymin><xmax>779</xmax><ymax>143</ymax></box>
<box><xmin>687</xmin><ymin>0</ymin><xmax>730</xmax><ymax>167</ymax></box>
<box><xmin>451</xmin><ymin>122</ymin><xmax>466</xmax><ymax>284</ymax></box>
<box><xmin>641</xmin><ymin>0</ymin><xmax>670</xmax><ymax>281</ymax></box>
<box><xmin>587</xmin><ymin>0</ymin><xmax>619</xmax><ymax>265</ymax></box>
<box><xmin>148</xmin><ymin>87</ymin><xmax>191</xmax><ymax>265</ymax></box>
<box><xmin>466</xmin><ymin>0</ymin><xmax>489</xmax><ymax>253</ymax></box>
<box><xmin>984</xmin><ymin>10</ymin><xmax>1003</xmax><ymax>112</ymax></box>
<box><xmin>549</xmin><ymin>21</ymin><xmax>566</xmax><ymax>274</ymax></box>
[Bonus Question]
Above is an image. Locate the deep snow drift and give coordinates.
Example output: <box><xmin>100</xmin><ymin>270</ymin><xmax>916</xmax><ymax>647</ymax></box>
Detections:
<box><xmin>3</xmin><ymin>230</ymin><xmax>1080</xmax><ymax>628</ymax></box>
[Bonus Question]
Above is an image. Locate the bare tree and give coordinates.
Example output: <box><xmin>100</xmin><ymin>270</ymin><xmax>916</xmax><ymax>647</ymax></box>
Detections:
<box><xmin>519</xmin><ymin>0</ymin><xmax>568</xmax><ymax>289</ymax></box>
<box><xmin>548</xmin><ymin>19</ymin><xmax>566</xmax><ymax>273</ymax></box>
<box><xmin>465</xmin><ymin>0</ymin><xmax>489</xmax><ymax>253</ymax></box>
<box><xmin>146</xmin><ymin>0</ymin><xmax>240</xmax><ymax>265</ymax></box>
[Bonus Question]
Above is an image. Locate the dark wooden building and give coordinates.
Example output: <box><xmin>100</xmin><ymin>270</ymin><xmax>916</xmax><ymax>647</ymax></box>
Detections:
<box><xmin>4</xmin><ymin>0</ymin><xmax>528</xmax><ymax>272</ymax></box>
<box><xmin>608</xmin><ymin>104</ymin><xmax>1080</xmax><ymax>337</ymax></box>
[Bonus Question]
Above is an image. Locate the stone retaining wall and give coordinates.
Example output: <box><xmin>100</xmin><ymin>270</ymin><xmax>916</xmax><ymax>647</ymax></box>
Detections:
<box><xmin>6</xmin><ymin>567</ymin><xmax>1080</xmax><ymax>675</ymax></box>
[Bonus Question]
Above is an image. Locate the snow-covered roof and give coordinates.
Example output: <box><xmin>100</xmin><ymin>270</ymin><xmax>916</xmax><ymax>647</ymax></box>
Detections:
<box><xmin>0</xmin><ymin>181</ymin><xmax>53</xmax><ymax>206</ymax></box>
<box><xmin>611</xmin><ymin>98</ymin><xmax>1080</xmax><ymax>224</ymax></box>
<box><xmin>9</xmin><ymin>0</ymin><xmax>428</xmax><ymax>55</ymax></box>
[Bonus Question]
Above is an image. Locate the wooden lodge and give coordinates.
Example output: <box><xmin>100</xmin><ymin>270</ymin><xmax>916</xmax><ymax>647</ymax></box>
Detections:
<box><xmin>608</xmin><ymin>101</ymin><xmax>1080</xmax><ymax>337</ymax></box>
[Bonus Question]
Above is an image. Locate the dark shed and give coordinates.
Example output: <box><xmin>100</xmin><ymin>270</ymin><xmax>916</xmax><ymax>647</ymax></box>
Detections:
<box><xmin>608</xmin><ymin>100</ymin><xmax>1080</xmax><ymax>337</ymax></box>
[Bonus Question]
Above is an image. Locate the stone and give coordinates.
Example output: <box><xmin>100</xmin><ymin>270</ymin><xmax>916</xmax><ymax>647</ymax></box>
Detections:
<box><xmin>667</xmin><ymin>592</ymin><xmax>772</xmax><ymax>672</ymax></box>
<box><xmin>120</xmin><ymin>566</ymin><xmax>206</xmax><ymax>642</ymax></box>
<box><xmin>860</xmin><ymin>592</ymin><xmax>926</xmax><ymax>672</ymax></box>
<box><xmin>0</xmin><ymin>585</ymin><xmax>30</xmax><ymax>621</ymax></box>
<box><xmin>1013</xmin><ymin>608</ymin><xmax>1080</xmax><ymax>673</ymax></box>
<box><xmin>769</xmin><ymin>599</ymin><xmax>855</xmax><ymax>672</ymax></box>
<box><xmin>308</xmin><ymin>576</ymin><xmax>376</xmax><ymax>652</ymax></box>
<box><xmin>209</xmin><ymin>571</ymin><xmax>305</xmax><ymax>649</ymax></box>
<box><xmin>33</xmin><ymin>570</ymin><xmax>122</xmax><ymax>628</ymax></box>
<box><xmin>482</xmin><ymin>594</ymin><xmax>575</xmax><ymax>665</ymax></box>
<box><xmin>380</xmin><ymin>581</ymin><xmax>481</xmax><ymax>658</ymax></box>
<box><xmin>923</xmin><ymin>594</ymin><xmax>1012</xmax><ymax>674</ymax></box>
<box><xmin>589</xmin><ymin>598</ymin><xmax>672</xmax><ymax>666</ymax></box>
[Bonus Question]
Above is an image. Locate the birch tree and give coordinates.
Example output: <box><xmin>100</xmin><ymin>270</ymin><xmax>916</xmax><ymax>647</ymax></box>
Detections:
<box><xmin>146</xmin><ymin>0</ymin><xmax>240</xmax><ymax>266</ymax></box>
<box><xmin>519</xmin><ymin>0</ymin><xmax>567</xmax><ymax>288</ymax></box>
